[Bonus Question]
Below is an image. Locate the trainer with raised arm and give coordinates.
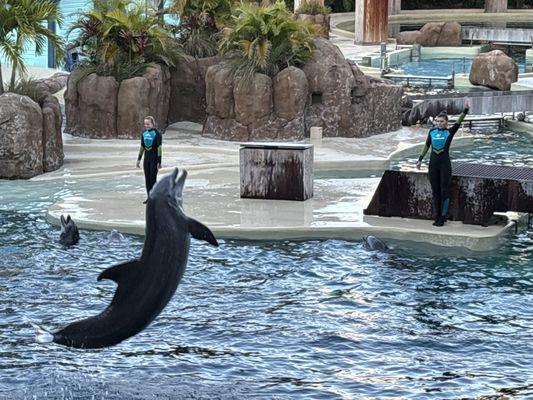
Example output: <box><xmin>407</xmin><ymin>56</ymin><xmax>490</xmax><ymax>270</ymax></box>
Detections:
<box><xmin>416</xmin><ymin>97</ymin><xmax>470</xmax><ymax>227</ymax></box>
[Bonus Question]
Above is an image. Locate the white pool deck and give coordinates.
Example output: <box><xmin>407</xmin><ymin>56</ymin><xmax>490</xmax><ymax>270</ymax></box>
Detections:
<box><xmin>14</xmin><ymin>27</ymin><xmax>531</xmax><ymax>252</ymax></box>
<box><xmin>39</xmin><ymin>122</ymin><xmax>530</xmax><ymax>252</ymax></box>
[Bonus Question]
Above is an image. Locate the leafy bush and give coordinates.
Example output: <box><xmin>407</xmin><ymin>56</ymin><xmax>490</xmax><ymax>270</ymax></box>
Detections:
<box><xmin>219</xmin><ymin>0</ymin><xmax>319</xmax><ymax>82</ymax></box>
<box><xmin>170</xmin><ymin>0</ymin><xmax>233</xmax><ymax>58</ymax></box>
<box><xmin>297</xmin><ymin>1</ymin><xmax>331</xmax><ymax>15</ymax></box>
<box><xmin>68</xmin><ymin>0</ymin><xmax>182</xmax><ymax>78</ymax></box>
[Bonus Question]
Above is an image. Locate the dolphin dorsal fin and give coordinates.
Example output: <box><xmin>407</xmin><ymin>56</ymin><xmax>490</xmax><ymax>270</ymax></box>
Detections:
<box><xmin>97</xmin><ymin>259</ymin><xmax>141</xmax><ymax>284</ymax></box>
<box><xmin>188</xmin><ymin>218</ymin><xmax>219</xmax><ymax>247</ymax></box>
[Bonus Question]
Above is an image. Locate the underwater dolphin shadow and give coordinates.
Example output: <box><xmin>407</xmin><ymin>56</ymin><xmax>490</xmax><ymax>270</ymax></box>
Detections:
<box><xmin>37</xmin><ymin>168</ymin><xmax>219</xmax><ymax>349</ymax></box>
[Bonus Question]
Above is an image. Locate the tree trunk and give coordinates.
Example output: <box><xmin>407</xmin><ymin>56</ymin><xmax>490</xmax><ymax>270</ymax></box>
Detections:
<box><xmin>485</xmin><ymin>0</ymin><xmax>508</xmax><ymax>12</ymax></box>
<box><xmin>0</xmin><ymin>61</ymin><xmax>4</xmax><ymax>95</ymax></box>
<box><xmin>9</xmin><ymin>60</ymin><xmax>17</xmax><ymax>91</ymax></box>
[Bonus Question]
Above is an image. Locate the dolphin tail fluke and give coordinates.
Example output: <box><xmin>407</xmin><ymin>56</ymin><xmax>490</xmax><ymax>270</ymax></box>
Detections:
<box><xmin>26</xmin><ymin>318</ymin><xmax>54</xmax><ymax>344</ymax></box>
<box><xmin>188</xmin><ymin>217</ymin><xmax>219</xmax><ymax>247</ymax></box>
<box><xmin>97</xmin><ymin>259</ymin><xmax>141</xmax><ymax>284</ymax></box>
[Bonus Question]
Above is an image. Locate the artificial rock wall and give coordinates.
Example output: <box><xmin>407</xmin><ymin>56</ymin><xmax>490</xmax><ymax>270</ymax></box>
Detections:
<box><xmin>203</xmin><ymin>38</ymin><xmax>403</xmax><ymax>141</ymax></box>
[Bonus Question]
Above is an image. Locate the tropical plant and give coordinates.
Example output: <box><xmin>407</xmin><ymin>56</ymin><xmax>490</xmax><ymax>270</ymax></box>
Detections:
<box><xmin>297</xmin><ymin>0</ymin><xmax>331</xmax><ymax>14</ymax></box>
<box><xmin>68</xmin><ymin>0</ymin><xmax>182</xmax><ymax>76</ymax></box>
<box><xmin>169</xmin><ymin>0</ymin><xmax>235</xmax><ymax>57</ymax></box>
<box><xmin>219</xmin><ymin>0</ymin><xmax>320</xmax><ymax>82</ymax></box>
<box><xmin>0</xmin><ymin>0</ymin><xmax>64</xmax><ymax>94</ymax></box>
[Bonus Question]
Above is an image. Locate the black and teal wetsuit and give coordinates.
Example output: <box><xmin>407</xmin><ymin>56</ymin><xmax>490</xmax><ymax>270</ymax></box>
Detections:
<box><xmin>418</xmin><ymin>108</ymin><xmax>469</xmax><ymax>224</ymax></box>
<box><xmin>138</xmin><ymin>128</ymin><xmax>162</xmax><ymax>196</ymax></box>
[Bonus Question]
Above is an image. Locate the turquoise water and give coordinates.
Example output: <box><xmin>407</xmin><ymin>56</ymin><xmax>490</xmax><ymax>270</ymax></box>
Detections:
<box><xmin>0</xmin><ymin>132</ymin><xmax>532</xmax><ymax>399</ymax></box>
<box><xmin>392</xmin><ymin>129</ymin><xmax>533</xmax><ymax>170</ymax></box>
<box><xmin>399</xmin><ymin>58</ymin><xmax>526</xmax><ymax>81</ymax></box>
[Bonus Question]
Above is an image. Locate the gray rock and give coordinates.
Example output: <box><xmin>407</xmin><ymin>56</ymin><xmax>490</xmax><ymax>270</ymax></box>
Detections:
<box><xmin>41</xmin><ymin>95</ymin><xmax>64</xmax><ymax>172</ymax></box>
<box><xmin>205</xmin><ymin>65</ymin><xmax>235</xmax><ymax>119</ymax></box>
<box><xmin>76</xmin><ymin>73</ymin><xmax>119</xmax><ymax>138</ymax></box>
<box><xmin>272</xmin><ymin>66</ymin><xmax>308</xmax><ymax>121</ymax></box>
<box><xmin>117</xmin><ymin>77</ymin><xmax>151</xmax><ymax>138</ymax></box>
<box><xmin>233</xmin><ymin>73</ymin><xmax>273</xmax><ymax>126</ymax></box>
<box><xmin>0</xmin><ymin>93</ymin><xmax>43</xmax><ymax>179</ymax></box>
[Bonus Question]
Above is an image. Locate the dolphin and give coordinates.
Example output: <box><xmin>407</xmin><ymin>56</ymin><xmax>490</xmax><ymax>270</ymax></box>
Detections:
<box><xmin>362</xmin><ymin>235</ymin><xmax>389</xmax><ymax>251</ymax></box>
<box><xmin>107</xmin><ymin>229</ymin><xmax>124</xmax><ymax>242</ymax></box>
<box><xmin>59</xmin><ymin>214</ymin><xmax>79</xmax><ymax>247</ymax></box>
<box><xmin>48</xmin><ymin>168</ymin><xmax>218</xmax><ymax>348</ymax></box>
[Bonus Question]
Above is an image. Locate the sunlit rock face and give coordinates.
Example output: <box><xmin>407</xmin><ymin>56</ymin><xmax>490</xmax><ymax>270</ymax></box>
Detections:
<box><xmin>469</xmin><ymin>50</ymin><xmax>518</xmax><ymax>91</ymax></box>
<box><xmin>203</xmin><ymin>38</ymin><xmax>403</xmax><ymax>141</ymax></box>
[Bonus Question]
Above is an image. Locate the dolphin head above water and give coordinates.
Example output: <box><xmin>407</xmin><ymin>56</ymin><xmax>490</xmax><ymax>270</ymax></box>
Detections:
<box><xmin>50</xmin><ymin>167</ymin><xmax>219</xmax><ymax>349</ymax></box>
<box><xmin>362</xmin><ymin>235</ymin><xmax>389</xmax><ymax>252</ymax></box>
<box><xmin>59</xmin><ymin>214</ymin><xmax>79</xmax><ymax>247</ymax></box>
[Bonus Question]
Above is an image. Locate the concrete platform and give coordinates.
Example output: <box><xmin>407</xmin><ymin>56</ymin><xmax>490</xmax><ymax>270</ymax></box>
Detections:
<box><xmin>41</xmin><ymin>122</ymin><xmax>524</xmax><ymax>252</ymax></box>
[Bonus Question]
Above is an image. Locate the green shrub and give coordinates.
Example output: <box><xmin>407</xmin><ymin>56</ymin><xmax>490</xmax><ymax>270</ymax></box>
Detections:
<box><xmin>297</xmin><ymin>1</ymin><xmax>331</xmax><ymax>15</ymax></box>
<box><xmin>219</xmin><ymin>0</ymin><xmax>319</xmax><ymax>82</ymax></box>
<box><xmin>68</xmin><ymin>0</ymin><xmax>182</xmax><ymax>79</ymax></box>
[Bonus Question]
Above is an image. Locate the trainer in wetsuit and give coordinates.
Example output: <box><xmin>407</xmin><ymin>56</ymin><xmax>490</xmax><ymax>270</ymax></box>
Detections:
<box><xmin>416</xmin><ymin>97</ymin><xmax>470</xmax><ymax>227</ymax></box>
<box><xmin>136</xmin><ymin>116</ymin><xmax>162</xmax><ymax>204</ymax></box>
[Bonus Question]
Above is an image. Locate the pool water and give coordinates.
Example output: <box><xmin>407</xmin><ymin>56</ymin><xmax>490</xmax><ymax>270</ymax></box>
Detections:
<box><xmin>399</xmin><ymin>57</ymin><xmax>526</xmax><ymax>80</ymax></box>
<box><xmin>392</xmin><ymin>129</ymin><xmax>533</xmax><ymax>170</ymax></box>
<box><xmin>0</xmin><ymin>132</ymin><xmax>532</xmax><ymax>399</ymax></box>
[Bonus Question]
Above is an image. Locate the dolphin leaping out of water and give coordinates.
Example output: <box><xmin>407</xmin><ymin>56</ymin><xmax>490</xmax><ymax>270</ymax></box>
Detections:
<box><xmin>45</xmin><ymin>168</ymin><xmax>218</xmax><ymax>349</ymax></box>
<box><xmin>362</xmin><ymin>235</ymin><xmax>389</xmax><ymax>252</ymax></box>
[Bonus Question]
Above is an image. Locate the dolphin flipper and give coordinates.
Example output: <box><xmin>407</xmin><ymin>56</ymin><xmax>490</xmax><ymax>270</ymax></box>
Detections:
<box><xmin>188</xmin><ymin>218</ymin><xmax>219</xmax><ymax>247</ymax></box>
<box><xmin>97</xmin><ymin>259</ymin><xmax>142</xmax><ymax>284</ymax></box>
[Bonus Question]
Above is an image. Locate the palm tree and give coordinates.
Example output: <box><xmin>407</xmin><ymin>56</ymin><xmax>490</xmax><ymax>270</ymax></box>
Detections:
<box><xmin>69</xmin><ymin>0</ymin><xmax>180</xmax><ymax>68</ymax></box>
<box><xmin>0</xmin><ymin>0</ymin><xmax>64</xmax><ymax>94</ymax></box>
<box><xmin>219</xmin><ymin>0</ymin><xmax>319</xmax><ymax>80</ymax></box>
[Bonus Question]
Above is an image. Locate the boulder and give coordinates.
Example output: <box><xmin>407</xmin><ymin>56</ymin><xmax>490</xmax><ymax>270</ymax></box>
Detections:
<box><xmin>205</xmin><ymin>65</ymin><xmax>235</xmax><ymax>119</ymax></box>
<box><xmin>76</xmin><ymin>73</ymin><xmax>119</xmax><ymax>138</ymax></box>
<box><xmin>117</xmin><ymin>77</ymin><xmax>151</xmax><ymax>138</ymax></box>
<box><xmin>202</xmin><ymin>38</ymin><xmax>403</xmax><ymax>140</ymax></box>
<box><xmin>66</xmin><ymin>65</ymin><xmax>170</xmax><ymax>139</ymax></box>
<box><xmin>302</xmin><ymin>37</ymin><xmax>355</xmax><ymax>137</ymax></box>
<box><xmin>143</xmin><ymin>64</ymin><xmax>171</xmax><ymax>130</ymax></box>
<box><xmin>33</xmin><ymin>72</ymin><xmax>69</xmax><ymax>95</ymax></box>
<box><xmin>273</xmin><ymin>66</ymin><xmax>308</xmax><ymax>121</ymax></box>
<box><xmin>233</xmin><ymin>73</ymin><xmax>273</xmax><ymax>126</ymax></box>
<box><xmin>469</xmin><ymin>50</ymin><xmax>518</xmax><ymax>91</ymax></box>
<box><xmin>64</xmin><ymin>68</ymin><xmax>85</xmax><ymax>135</ymax></box>
<box><xmin>41</xmin><ymin>95</ymin><xmax>64</xmax><ymax>172</ymax></box>
<box><xmin>169</xmin><ymin>56</ymin><xmax>218</xmax><ymax>124</ymax></box>
<box><xmin>396</xmin><ymin>30</ymin><xmax>422</xmax><ymax>45</ymax></box>
<box><xmin>419</xmin><ymin>22</ymin><xmax>462</xmax><ymax>47</ymax></box>
<box><xmin>0</xmin><ymin>93</ymin><xmax>43</xmax><ymax>179</ymax></box>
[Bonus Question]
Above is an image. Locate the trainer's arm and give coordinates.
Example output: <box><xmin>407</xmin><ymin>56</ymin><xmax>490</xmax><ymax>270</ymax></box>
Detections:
<box><xmin>136</xmin><ymin>136</ymin><xmax>144</xmax><ymax>168</ymax></box>
<box><xmin>156</xmin><ymin>130</ymin><xmax>162</xmax><ymax>168</ymax></box>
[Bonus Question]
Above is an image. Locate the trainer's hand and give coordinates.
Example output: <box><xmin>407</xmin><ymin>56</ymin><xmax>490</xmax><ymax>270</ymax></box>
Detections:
<box><xmin>136</xmin><ymin>160</ymin><xmax>140</xmax><ymax>169</ymax></box>
<box><xmin>157</xmin><ymin>163</ymin><xmax>161</xmax><ymax>171</ymax></box>
<box><xmin>416</xmin><ymin>161</ymin><xmax>422</xmax><ymax>170</ymax></box>
<box><xmin>464</xmin><ymin>96</ymin><xmax>470</xmax><ymax>109</ymax></box>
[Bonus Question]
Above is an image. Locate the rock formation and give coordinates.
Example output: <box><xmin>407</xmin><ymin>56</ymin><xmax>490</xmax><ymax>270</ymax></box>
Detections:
<box><xmin>396</xmin><ymin>22</ymin><xmax>462</xmax><ymax>46</ymax></box>
<box><xmin>203</xmin><ymin>38</ymin><xmax>403</xmax><ymax>141</ymax></box>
